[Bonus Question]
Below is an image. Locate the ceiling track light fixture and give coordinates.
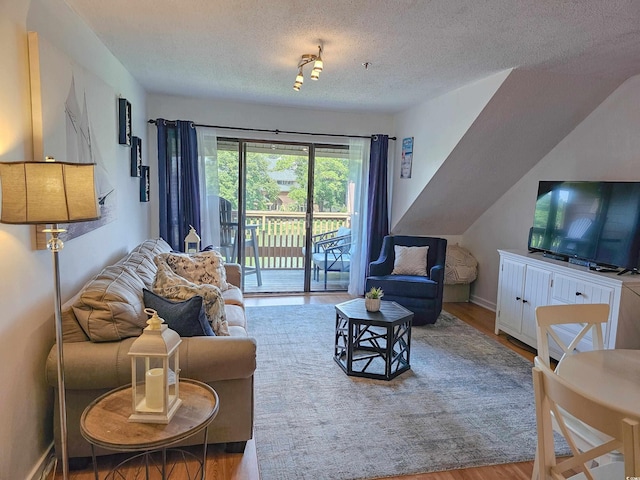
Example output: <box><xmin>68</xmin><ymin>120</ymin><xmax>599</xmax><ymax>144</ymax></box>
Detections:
<box><xmin>293</xmin><ymin>45</ymin><xmax>323</xmax><ymax>91</ymax></box>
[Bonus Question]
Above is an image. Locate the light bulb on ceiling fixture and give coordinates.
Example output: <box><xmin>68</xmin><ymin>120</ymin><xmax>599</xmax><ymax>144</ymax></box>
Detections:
<box><xmin>311</xmin><ymin>46</ymin><xmax>323</xmax><ymax>80</ymax></box>
<box><xmin>293</xmin><ymin>65</ymin><xmax>304</xmax><ymax>91</ymax></box>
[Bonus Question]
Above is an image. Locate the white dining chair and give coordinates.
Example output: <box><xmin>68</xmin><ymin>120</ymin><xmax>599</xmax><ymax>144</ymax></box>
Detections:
<box><xmin>535</xmin><ymin>303</ymin><xmax>608</xmax><ymax>369</ymax></box>
<box><xmin>533</xmin><ymin>362</ymin><xmax>640</xmax><ymax>479</ymax></box>
<box><xmin>531</xmin><ymin>303</ymin><xmax>615</xmax><ymax>480</ymax></box>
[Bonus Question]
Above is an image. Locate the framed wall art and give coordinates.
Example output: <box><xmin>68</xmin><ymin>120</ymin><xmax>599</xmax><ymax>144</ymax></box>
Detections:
<box><xmin>140</xmin><ymin>165</ymin><xmax>150</xmax><ymax>202</ymax></box>
<box><xmin>28</xmin><ymin>32</ymin><xmax>118</xmax><ymax>249</ymax></box>
<box><xmin>130</xmin><ymin>136</ymin><xmax>142</xmax><ymax>176</ymax></box>
<box><xmin>401</xmin><ymin>137</ymin><xmax>413</xmax><ymax>179</ymax></box>
<box><xmin>118</xmin><ymin>97</ymin><xmax>131</xmax><ymax>145</ymax></box>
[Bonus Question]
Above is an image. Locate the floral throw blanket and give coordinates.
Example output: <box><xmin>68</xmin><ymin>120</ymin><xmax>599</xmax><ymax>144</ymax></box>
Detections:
<box><xmin>153</xmin><ymin>252</ymin><xmax>229</xmax><ymax>336</ymax></box>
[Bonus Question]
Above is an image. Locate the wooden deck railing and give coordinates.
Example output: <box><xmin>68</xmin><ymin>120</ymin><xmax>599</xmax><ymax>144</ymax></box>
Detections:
<box><xmin>243</xmin><ymin>211</ymin><xmax>350</xmax><ymax>269</ymax></box>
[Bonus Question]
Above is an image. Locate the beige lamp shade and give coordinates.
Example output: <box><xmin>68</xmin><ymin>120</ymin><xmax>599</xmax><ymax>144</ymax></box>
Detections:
<box><xmin>0</xmin><ymin>161</ymin><xmax>100</xmax><ymax>225</ymax></box>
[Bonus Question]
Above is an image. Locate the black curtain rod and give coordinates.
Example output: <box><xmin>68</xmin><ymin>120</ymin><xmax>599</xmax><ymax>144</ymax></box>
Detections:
<box><xmin>147</xmin><ymin>119</ymin><xmax>396</xmax><ymax>141</ymax></box>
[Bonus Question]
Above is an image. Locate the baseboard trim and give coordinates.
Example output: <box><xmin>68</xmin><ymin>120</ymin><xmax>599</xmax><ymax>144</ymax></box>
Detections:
<box><xmin>469</xmin><ymin>294</ymin><xmax>496</xmax><ymax>312</ymax></box>
<box><xmin>27</xmin><ymin>443</ymin><xmax>55</xmax><ymax>480</ymax></box>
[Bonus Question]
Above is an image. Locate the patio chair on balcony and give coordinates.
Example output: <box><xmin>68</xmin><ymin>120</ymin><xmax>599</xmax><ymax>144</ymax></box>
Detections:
<box><xmin>217</xmin><ymin>196</ymin><xmax>237</xmax><ymax>262</ymax></box>
<box><xmin>213</xmin><ymin>195</ymin><xmax>262</xmax><ymax>286</ymax></box>
<box><xmin>311</xmin><ymin>227</ymin><xmax>351</xmax><ymax>289</ymax></box>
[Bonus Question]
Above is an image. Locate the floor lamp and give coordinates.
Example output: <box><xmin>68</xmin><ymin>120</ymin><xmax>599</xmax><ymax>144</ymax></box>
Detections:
<box><xmin>0</xmin><ymin>160</ymin><xmax>99</xmax><ymax>480</ymax></box>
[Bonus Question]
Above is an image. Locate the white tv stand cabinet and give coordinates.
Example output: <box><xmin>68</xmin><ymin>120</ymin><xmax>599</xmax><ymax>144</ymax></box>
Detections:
<box><xmin>495</xmin><ymin>249</ymin><xmax>640</xmax><ymax>357</ymax></box>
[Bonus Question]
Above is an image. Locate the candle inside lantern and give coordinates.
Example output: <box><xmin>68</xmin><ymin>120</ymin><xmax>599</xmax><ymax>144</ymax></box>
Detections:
<box><xmin>145</xmin><ymin>368</ymin><xmax>164</xmax><ymax>410</ymax></box>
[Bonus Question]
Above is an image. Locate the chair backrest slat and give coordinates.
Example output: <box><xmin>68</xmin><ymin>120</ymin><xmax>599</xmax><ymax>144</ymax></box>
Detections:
<box><xmin>535</xmin><ymin>303</ymin><xmax>609</xmax><ymax>368</ymax></box>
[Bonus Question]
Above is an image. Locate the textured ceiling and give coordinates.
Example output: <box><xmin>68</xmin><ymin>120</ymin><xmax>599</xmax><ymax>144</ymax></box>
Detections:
<box><xmin>63</xmin><ymin>0</ymin><xmax>640</xmax><ymax>113</ymax></box>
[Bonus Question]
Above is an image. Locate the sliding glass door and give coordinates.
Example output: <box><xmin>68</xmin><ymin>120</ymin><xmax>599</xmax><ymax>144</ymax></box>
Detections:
<box><xmin>243</xmin><ymin>142</ymin><xmax>309</xmax><ymax>292</ymax></box>
<box><xmin>309</xmin><ymin>146</ymin><xmax>352</xmax><ymax>292</ymax></box>
<box><xmin>200</xmin><ymin>135</ymin><xmax>353</xmax><ymax>294</ymax></box>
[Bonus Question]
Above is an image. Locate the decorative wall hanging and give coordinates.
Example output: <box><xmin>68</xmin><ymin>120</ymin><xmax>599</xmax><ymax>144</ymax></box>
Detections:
<box><xmin>28</xmin><ymin>31</ymin><xmax>118</xmax><ymax>249</ymax></box>
<box><xmin>118</xmin><ymin>97</ymin><xmax>132</xmax><ymax>146</ymax></box>
<box><xmin>401</xmin><ymin>137</ymin><xmax>413</xmax><ymax>179</ymax></box>
<box><xmin>140</xmin><ymin>165</ymin><xmax>150</xmax><ymax>202</ymax></box>
<box><xmin>130</xmin><ymin>136</ymin><xmax>142</xmax><ymax>177</ymax></box>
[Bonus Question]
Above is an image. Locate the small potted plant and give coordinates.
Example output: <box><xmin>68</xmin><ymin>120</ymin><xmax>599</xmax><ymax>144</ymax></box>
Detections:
<box><xmin>365</xmin><ymin>287</ymin><xmax>384</xmax><ymax>312</ymax></box>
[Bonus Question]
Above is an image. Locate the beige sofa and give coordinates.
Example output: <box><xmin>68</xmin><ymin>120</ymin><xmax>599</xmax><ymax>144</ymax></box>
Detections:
<box><xmin>45</xmin><ymin>238</ymin><xmax>256</xmax><ymax>459</ymax></box>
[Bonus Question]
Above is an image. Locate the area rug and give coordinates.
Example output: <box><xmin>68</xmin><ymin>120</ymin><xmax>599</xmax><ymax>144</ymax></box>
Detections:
<box><xmin>246</xmin><ymin>304</ymin><xmax>559</xmax><ymax>480</ymax></box>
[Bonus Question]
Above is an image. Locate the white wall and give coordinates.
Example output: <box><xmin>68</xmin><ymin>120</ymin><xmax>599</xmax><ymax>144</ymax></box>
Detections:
<box><xmin>146</xmin><ymin>94</ymin><xmax>394</xmax><ymax>156</ymax></box>
<box><xmin>0</xmin><ymin>1</ymin><xmax>150</xmax><ymax>478</ymax></box>
<box><xmin>147</xmin><ymin>94</ymin><xmax>394</xmax><ymax>140</ymax></box>
<box><xmin>464</xmin><ymin>74</ymin><xmax>640</xmax><ymax>309</ymax></box>
<box><xmin>391</xmin><ymin>70</ymin><xmax>511</xmax><ymax>233</ymax></box>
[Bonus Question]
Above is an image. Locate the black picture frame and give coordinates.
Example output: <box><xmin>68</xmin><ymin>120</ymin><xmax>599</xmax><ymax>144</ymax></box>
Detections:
<box><xmin>130</xmin><ymin>136</ymin><xmax>142</xmax><ymax>176</ymax></box>
<box><xmin>139</xmin><ymin>165</ymin><xmax>150</xmax><ymax>202</ymax></box>
<box><xmin>118</xmin><ymin>97</ymin><xmax>132</xmax><ymax>146</ymax></box>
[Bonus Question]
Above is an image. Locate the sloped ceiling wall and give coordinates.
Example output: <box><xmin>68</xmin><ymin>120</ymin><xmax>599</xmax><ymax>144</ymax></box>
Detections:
<box><xmin>392</xmin><ymin>68</ymin><xmax>625</xmax><ymax>235</ymax></box>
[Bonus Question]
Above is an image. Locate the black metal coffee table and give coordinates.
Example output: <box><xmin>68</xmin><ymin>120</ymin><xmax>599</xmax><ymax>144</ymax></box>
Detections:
<box><xmin>334</xmin><ymin>299</ymin><xmax>413</xmax><ymax>380</ymax></box>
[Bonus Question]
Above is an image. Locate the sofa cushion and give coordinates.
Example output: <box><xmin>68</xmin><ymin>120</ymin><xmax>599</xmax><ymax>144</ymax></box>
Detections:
<box><xmin>62</xmin><ymin>306</ymin><xmax>90</xmax><ymax>343</ymax></box>
<box><xmin>143</xmin><ymin>289</ymin><xmax>215</xmax><ymax>337</ymax></box>
<box><xmin>224</xmin><ymin>263</ymin><xmax>242</xmax><ymax>290</ymax></box>
<box><xmin>59</xmin><ymin>290</ymin><xmax>90</xmax><ymax>343</ymax></box>
<box><xmin>225</xmin><ymin>304</ymin><xmax>246</xmax><ymax>329</ymax></box>
<box><xmin>120</xmin><ymin>251</ymin><xmax>158</xmax><ymax>288</ymax></box>
<box><xmin>392</xmin><ymin>245</ymin><xmax>429</xmax><ymax>276</ymax></box>
<box><xmin>72</xmin><ymin>264</ymin><xmax>148</xmax><ymax>342</ymax></box>
<box><xmin>222</xmin><ymin>285</ymin><xmax>244</xmax><ymax>307</ymax></box>
<box><xmin>159</xmin><ymin>251</ymin><xmax>229</xmax><ymax>291</ymax></box>
<box><xmin>227</xmin><ymin>325</ymin><xmax>249</xmax><ymax>337</ymax></box>
<box><xmin>131</xmin><ymin>237</ymin><xmax>172</xmax><ymax>259</ymax></box>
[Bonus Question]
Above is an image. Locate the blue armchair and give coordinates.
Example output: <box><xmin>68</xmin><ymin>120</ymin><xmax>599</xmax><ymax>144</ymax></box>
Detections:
<box><xmin>366</xmin><ymin>235</ymin><xmax>447</xmax><ymax>325</ymax></box>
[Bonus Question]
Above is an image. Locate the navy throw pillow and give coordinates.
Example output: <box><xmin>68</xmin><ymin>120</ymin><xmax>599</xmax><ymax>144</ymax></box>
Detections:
<box><xmin>143</xmin><ymin>289</ymin><xmax>215</xmax><ymax>337</ymax></box>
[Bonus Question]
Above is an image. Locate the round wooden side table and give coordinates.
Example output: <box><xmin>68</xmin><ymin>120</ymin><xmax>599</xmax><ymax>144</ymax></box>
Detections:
<box><xmin>80</xmin><ymin>379</ymin><xmax>219</xmax><ymax>480</ymax></box>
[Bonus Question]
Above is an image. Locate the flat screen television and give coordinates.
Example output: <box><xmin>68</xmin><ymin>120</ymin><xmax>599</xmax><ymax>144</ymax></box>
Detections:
<box><xmin>528</xmin><ymin>181</ymin><xmax>640</xmax><ymax>274</ymax></box>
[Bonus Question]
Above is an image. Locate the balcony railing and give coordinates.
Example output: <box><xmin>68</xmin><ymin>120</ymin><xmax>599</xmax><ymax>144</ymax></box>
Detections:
<box><xmin>243</xmin><ymin>211</ymin><xmax>350</xmax><ymax>269</ymax></box>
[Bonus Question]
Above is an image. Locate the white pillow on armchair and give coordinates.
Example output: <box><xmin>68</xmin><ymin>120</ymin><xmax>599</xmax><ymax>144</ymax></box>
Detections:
<box><xmin>392</xmin><ymin>245</ymin><xmax>429</xmax><ymax>276</ymax></box>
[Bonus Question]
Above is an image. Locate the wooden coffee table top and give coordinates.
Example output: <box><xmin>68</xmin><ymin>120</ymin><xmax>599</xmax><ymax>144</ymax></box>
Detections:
<box><xmin>80</xmin><ymin>379</ymin><xmax>219</xmax><ymax>452</ymax></box>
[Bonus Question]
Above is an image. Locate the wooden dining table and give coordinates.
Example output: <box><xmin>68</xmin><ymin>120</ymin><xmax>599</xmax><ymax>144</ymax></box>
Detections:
<box><xmin>556</xmin><ymin>349</ymin><xmax>640</xmax><ymax>414</ymax></box>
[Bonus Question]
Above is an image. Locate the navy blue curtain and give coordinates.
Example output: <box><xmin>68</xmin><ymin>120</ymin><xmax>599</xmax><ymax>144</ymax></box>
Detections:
<box><xmin>365</xmin><ymin>134</ymin><xmax>389</xmax><ymax>273</ymax></box>
<box><xmin>156</xmin><ymin>119</ymin><xmax>201</xmax><ymax>251</ymax></box>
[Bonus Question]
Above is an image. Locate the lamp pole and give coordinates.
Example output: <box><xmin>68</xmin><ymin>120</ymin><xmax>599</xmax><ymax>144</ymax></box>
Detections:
<box><xmin>46</xmin><ymin>227</ymin><xmax>69</xmax><ymax>480</ymax></box>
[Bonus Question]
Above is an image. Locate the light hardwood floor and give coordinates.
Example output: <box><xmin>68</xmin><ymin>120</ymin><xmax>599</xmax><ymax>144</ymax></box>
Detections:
<box><xmin>54</xmin><ymin>296</ymin><xmax>536</xmax><ymax>480</ymax></box>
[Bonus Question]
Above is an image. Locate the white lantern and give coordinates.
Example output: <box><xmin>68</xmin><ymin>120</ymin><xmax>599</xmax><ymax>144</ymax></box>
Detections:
<box><xmin>128</xmin><ymin>308</ymin><xmax>182</xmax><ymax>423</ymax></box>
<box><xmin>184</xmin><ymin>225</ymin><xmax>200</xmax><ymax>254</ymax></box>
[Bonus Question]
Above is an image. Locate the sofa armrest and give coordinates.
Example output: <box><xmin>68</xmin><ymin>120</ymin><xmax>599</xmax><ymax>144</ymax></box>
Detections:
<box><xmin>430</xmin><ymin>264</ymin><xmax>445</xmax><ymax>284</ymax></box>
<box><xmin>46</xmin><ymin>335</ymin><xmax>257</xmax><ymax>390</ymax></box>
<box><xmin>46</xmin><ymin>338</ymin><xmax>137</xmax><ymax>390</ymax></box>
<box><xmin>369</xmin><ymin>258</ymin><xmax>390</xmax><ymax>276</ymax></box>
<box><xmin>179</xmin><ymin>336</ymin><xmax>256</xmax><ymax>382</ymax></box>
<box><xmin>224</xmin><ymin>263</ymin><xmax>242</xmax><ymax>288</ymax></box>
<box><xmin>369</xmin><ymin>236</ymin><xmax>394</xmax><ymax>276</ymax></box>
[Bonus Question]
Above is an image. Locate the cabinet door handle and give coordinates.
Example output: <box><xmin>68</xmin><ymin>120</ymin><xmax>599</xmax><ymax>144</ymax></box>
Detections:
<box><xmin>575</xmin><ymin>291</ymin><xmax>583</xmax><ymax>296</ymax></box>
<box><xmin>522</xmin><ymin>299</ymin><xmax>528</xmax><ymax>304</ymax></box>
<box><xmin>516</xmin><ymin>296</ymin><xmax>521</xmax><ymax>301</ymax></box>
